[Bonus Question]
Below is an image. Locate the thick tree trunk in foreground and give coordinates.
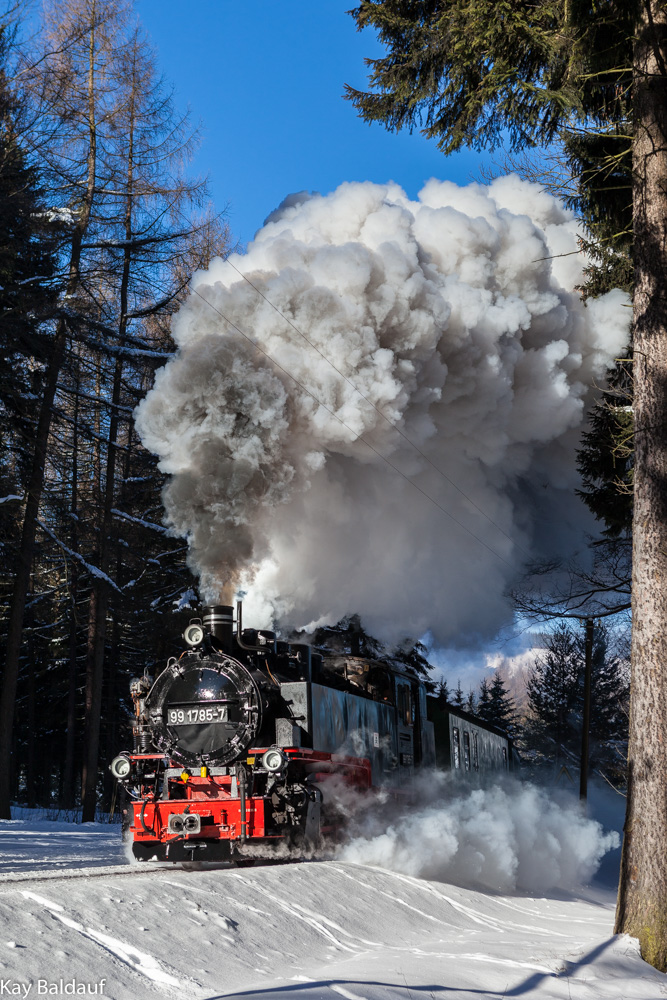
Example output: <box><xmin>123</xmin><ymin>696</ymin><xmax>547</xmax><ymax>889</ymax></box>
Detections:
<box><xmin>615</xmin><ymin>1</ymin><xmax>667</xmax><ymax>971</ymax></box>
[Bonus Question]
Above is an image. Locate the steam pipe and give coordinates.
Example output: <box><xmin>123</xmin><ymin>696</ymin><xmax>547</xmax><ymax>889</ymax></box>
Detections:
<box><xmin>235</xmin><ymin>600</ymin><xmax>265</xmax><ymax>652</ymax></box>
<box><xmin>139</xmin><ymin>797</ymin><xmax>154</xmax><ymax>835</ymax></box>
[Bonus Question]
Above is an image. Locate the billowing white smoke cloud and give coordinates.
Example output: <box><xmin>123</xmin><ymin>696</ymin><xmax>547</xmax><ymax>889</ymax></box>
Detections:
<box><xmin>337</xmin><ymin>775</ymin><xmax>619</xmax><ymax>891</ymax></box>
<box><xmin>135</xmin><ymin>177</ymin><xmax>630</xmax><ymax>643</ymax></box>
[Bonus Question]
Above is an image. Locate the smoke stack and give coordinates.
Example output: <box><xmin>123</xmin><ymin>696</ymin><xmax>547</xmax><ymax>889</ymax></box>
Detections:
<box><xmin>202</xmin><ymin>605</ymin><xmax>234</xmax><ymax>653</ymax></box>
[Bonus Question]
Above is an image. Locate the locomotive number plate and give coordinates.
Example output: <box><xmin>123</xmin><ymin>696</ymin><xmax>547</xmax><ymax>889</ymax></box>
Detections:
<box><xmin>167</xmin><ymin>704</ymin><xmax>228</xmax><ymax>725</ymax></box>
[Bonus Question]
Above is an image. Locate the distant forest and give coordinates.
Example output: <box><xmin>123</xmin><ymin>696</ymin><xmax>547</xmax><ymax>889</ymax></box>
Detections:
<box><xmin>0</xmin><ymin>0</ymin><xmax>233</xmax><ymax>820</ymax></box>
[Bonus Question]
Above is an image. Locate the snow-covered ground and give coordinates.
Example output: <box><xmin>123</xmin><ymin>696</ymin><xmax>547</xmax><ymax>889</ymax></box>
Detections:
<box><xmin>0</xmin><ymin>809</ymin><xmax>126</xmax><ymax>876</ymax></box>
<box><xmin>0</xmin><ymin>784</ymin><xmax>664</xmax><ymax>1000</ymax></box>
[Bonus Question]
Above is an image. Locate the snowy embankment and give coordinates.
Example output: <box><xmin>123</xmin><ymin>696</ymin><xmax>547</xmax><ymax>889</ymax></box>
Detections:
<box><xmin>0</xmin><ymin>785</ymin><xmax>664</xmax><ymax>1000</ymax></box>
<box><xmin>0</xmin><ymin>809</ymin><xmax>126</xmax><ymax>876</ymax></box>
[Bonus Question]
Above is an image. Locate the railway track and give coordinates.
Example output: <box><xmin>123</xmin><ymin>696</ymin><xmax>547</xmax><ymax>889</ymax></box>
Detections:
<box><xmin>0</xmin><ymin>861</ymin><xmax>213</xmax><ymax>888</ymax></box>
<box><xmin>0</xmin><ymin>856</ymin><xmax>285</xmax><ymax>889</ymax></box>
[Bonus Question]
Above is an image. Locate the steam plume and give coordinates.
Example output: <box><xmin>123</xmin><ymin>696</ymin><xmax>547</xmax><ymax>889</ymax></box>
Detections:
<box><xmin>337</xmin><ymin>775</ymin><xmax>619</xmax><ymax>891</ymax></box>
<box><xmin>135</xmin><ymin>177</ymin><xmax>629</xmax><ymax>643</ymax></box>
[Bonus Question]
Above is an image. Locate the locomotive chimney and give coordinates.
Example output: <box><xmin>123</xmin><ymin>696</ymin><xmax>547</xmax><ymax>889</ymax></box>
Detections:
<box><xmin>202</xmin><ymin>605</ymin><xmax>234</xmax><ymax>653</ymax></box>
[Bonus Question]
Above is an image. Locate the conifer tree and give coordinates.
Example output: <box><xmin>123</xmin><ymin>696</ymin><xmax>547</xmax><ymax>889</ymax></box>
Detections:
<box><xmin>75</xmin><ymin>24</ymin><xmax>217</xmax><ymax>823</ymax></box>
<box><xmin>391</xmin><ymin>638</ymin><xmax>435</xmax><ymax>687</ymax></box>
<box><xmin>578</xmin><ymin>622</ymin><xmax>629</xmax><ymax>743</ymax></box>
<box><xmin>435</xmin><ymin>678</ymin><xmax>449</xmax><ymax>705</ymax></box>
<box><xmin>0</xmin><ymin>70</ymin><xmax>58</xmax><ymax>448</ymax></box>
<box><xmin>346</xmin><ymin>1</ymin><xmax>633</xmax><ymax>270</ymax></box>
<box><xmin>0</xmin><ymin>20</ymin><xmax>61</xmax><ymax>820</ymax></box>
<box><xmin>476</xmin><ymin>676</ymin><xmax>492</xmax><ymax>723</ymax></box>
<box><xmin>527</xmin><ymin>624</ymin><xmax>581</xmax><ymax>754</ymax></box>
<box><xmin>577</xmin><ymin>362</ymin><xmax>633</xmax><ymax>538</ymax></box>
<box><xmin>488</xmin><ymin>672</ymin><xmax>517</xmax><ymax>736</ymax></box>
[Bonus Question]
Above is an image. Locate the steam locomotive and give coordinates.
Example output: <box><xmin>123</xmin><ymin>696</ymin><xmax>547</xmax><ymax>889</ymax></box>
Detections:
<box><xmin>111</xmin><ymin>603</ymin><xmax>515</xmax><ymax>863</ymax></box>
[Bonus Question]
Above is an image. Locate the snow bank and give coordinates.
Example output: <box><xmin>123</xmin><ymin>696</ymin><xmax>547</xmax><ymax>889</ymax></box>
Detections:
<box><xmin>0</xmin><ymin>809</ymin><xmax>124</xmax><ymax>876</ymax></box>
<box><xmin>0</xmin><ymin>802</ymin><xmax>663</xmax><ymax>1000</ymax></box>
<box><xmin>0</xmin><ymin>859</ymin><xmax>664</xmax><ymax>1000</ymax></box>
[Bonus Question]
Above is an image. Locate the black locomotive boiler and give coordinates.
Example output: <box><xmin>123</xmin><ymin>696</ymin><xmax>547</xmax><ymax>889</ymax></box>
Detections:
<box><xmin>111</xmin><ymin>603</ymin><xmax>516</xmax><ymax>863</ymax></box>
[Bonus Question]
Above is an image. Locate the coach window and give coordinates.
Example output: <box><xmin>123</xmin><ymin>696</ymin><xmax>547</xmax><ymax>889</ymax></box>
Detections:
<box><xmin>472</xmin><ymin>732</ymin><xmax>479</xmax><ymax>771</ymax></box>
<box><xmin>398</xmin><ymin>684</ymin><xmax>413</xmax><ymax>727</ymax></box>
<box><xmin>452</xmin><ymin>727</ymin><xmax>461</xmax><ymax>769</ymax></box>
<box><xmin>502</xmin><ymin>746</ymin><xmax>508</xmax><ymax>769</ymax></box>
<box><xmin>463</xmin><ymin>731</ymin><xmax>471</xmax><ymax>771</ymax></box>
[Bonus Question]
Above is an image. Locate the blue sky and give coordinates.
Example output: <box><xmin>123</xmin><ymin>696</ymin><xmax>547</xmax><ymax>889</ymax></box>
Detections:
<box><xmin>138</xmin><ymin>0</ymin><xmax>488</xmax><ymax>248</ymax></box>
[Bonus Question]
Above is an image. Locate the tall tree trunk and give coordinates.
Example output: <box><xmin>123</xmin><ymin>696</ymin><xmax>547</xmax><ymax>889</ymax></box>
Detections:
<box><xmin>25</xmin><ymin>625</ymin><xmax>35</xmax><ymax>810</ymax></box>
<box><xmin>80</xmin><ymin>359</ymin><xmax>123</xmax><ymax>822</ymax></box>
<box><xmin>615</xmin><ymin>0</ymin><xmax>667</xmax><ymax>971</ymax></box>
<box><xmin>81</xmin><ymin>66</ymin><xmax>135</xmax><ymax>821</ymax></box>
<box><xmin>62</xmin><ymin>362</ymin><xmax>80</xmax><ymax>808</ymax></box>
<box><xmin>103</xmin><ymin>608</ymin><xmax>121</xmax><ymax>809</ymax></box>
<box><xmin>81</xmin><ymin>584</ymin><xmax>104</xmax><ymax>821</ymax></box>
